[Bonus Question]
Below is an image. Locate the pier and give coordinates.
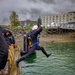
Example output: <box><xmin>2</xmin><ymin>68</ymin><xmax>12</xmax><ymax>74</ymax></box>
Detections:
<box><xmin>46</xmin><ymin>24</ymin><xmax>75</xmax><ymax>34</ymax></box>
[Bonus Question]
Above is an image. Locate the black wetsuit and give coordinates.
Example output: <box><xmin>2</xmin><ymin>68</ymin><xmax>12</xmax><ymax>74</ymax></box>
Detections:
<box><xmin>0</xmin><ymin>29</ymin><xmax>8</xmax><ymax>69</ymax></box>
<box><xmin>16</xmin><ymin>25</ymin><xmax>50</xmax><ymax>67</ymax></box>
<box><xmin>4</xmin><ymin>31</ymin><xmax>15</xmax><ymax>45</ymax></box>
<box><xmin>0</xmin><ymin>27</ymin><xmax>15</xmax><ymax>45</ymax></box>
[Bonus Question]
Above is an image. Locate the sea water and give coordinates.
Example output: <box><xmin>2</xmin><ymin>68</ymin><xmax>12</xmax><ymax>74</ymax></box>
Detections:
<box><xmin>21</xmin><ymin>43</ymin><xmax>75</xmax><ymax>75</ymax></box>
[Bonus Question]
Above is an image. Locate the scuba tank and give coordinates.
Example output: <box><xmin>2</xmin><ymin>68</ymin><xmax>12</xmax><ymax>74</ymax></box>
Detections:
<box><xmin>20</xmin><ymin>31</ymin><xmax>28</xmax><ymax>56</ymax></box>
<box><xmin>23</xmin><ymin>31</ymin><xmax>32</xmax><ymax>52</ymax></box>
<box><xmin>24</xmin><ymin>33</ymin><xmax>28</xmax><ymax>52</ymax></box>
<box><xmin>20</xmin><ymin>31</ymin><xmax>32</xmax><ymax>56</ymax></box>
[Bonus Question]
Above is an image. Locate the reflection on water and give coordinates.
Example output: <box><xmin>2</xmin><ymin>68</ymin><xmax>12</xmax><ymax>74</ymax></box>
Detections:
<box><xmin>21</xmin><ymin>43</ymin><xmax>75</xmax><ymax>75</ymax></box>
<box><xmin>24</xmin><ymin>53</ymin><xmax>36</xmax><ymax>63</ymax></box>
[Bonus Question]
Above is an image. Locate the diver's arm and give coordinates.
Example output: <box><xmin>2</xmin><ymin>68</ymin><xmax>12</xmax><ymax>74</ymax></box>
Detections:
<box><xmin>34</xmin><ymin>25</ymin><xmax>42</xmax><ymax>35</ymax></box>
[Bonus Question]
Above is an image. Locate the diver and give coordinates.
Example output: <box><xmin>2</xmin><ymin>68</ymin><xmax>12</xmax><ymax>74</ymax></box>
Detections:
<box><xmin>0</xmin><ymin>28</ymin><xmax>8</xmax><ymax>70</ymax></box>
<box><xmin>3</xmin><ymin>30</ymin><xmax>15</xmax><ymax>46</ymax></box>
<box><xmin>16</xmin><ymin>24</ymin><xmax>51</xmax><ymax>67</ymax></box>
<box><xmin>0</xmin><ymin>27</ymin><xmax>15</xmax><ymax>46</ymax></box>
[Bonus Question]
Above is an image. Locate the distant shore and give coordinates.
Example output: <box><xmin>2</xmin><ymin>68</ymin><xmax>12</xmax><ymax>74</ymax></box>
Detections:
<box><xmin>40</xmin><ymin>33</ymin><xmax>75</xmax><ymax>45</ymax></box>
<box><xmin>14</xmin><ymin>32</ymin><xmax>75</xmax><ymax>47</ymax></box>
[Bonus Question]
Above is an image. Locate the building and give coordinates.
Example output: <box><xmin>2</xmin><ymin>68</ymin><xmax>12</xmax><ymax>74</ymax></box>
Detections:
<box><xmin>41</xmin><ymin>11</ymin><xmax>75</xmax><ymax>27</ymax></box>
<box><xmin>19</xmin><ymin>20</ymin><xmax>35</xmax><ymax>27</ymax></box>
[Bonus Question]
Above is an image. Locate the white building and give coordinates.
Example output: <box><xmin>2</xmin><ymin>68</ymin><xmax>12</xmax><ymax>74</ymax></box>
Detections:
<box><xmin>41</xmin><ymin>11</ymin><xmax>75</xmax><ymax>27</ymax></box>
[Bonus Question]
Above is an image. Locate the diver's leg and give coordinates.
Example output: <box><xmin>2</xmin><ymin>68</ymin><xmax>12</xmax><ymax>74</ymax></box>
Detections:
<box><xmin>16</xmin><ymin>46</ymin><xmax>36</xmax><ymax>67</ymax></box>
<box><xmin>36</xmin><ymin>45</ymin><xmax>51</xmax><ymax>58</ymax></box>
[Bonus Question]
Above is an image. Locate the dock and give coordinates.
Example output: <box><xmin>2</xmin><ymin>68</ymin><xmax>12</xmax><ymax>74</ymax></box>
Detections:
<box><xmin>46</xmin><ymin>24</ymin><xmax>75</xmax><ymax>34</ymax></box>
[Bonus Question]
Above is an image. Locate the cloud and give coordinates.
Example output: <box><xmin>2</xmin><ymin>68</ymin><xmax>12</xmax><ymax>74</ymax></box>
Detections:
<box><xmin>0</xmin><ymin>0</ymin><xmax>75</xmax><ymax>25</ymax></box>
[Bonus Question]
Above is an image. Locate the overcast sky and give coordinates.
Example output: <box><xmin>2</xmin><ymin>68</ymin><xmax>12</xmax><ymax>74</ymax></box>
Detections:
<box><xmin>0</xmin><ymin>0</ymin><xmax>75</xmax><ymax>25</ymax></box>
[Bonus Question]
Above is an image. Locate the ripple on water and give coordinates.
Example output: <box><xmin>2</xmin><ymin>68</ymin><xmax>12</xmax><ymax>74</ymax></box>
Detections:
<box><xmin>21</xmin><ymin>43</ymin><xmax>75</xmax><ymax>75</ymax></box>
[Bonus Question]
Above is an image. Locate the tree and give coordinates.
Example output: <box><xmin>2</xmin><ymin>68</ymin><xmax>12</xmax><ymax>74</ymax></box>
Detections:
<box><xmin>37</xmin><ymin>17</ymin><xmax>42</xmax><ymax>25</ymax></box>
<box><xmin>10</xmin><ymin>11</ymin><xmax>20</xmax><ymax>27</ymax></box>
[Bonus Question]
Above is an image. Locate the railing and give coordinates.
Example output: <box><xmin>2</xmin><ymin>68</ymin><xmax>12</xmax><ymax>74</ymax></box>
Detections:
<box><xmin>60</xmin><ymin>24</ymin><xmax>75</xmax><ymax>30</ymax></box>
<box><xmin>47</xmin><ymin>24</ymin><xmax>75</xmax><ymax>30</ymax></box>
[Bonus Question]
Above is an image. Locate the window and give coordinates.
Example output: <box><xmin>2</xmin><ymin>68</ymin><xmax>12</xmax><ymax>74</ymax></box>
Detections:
<box><xmin>56</xmin><ymin>16</ymin><xmax>58</xmax><ymax>19</ymax></box>
<box><xmin>73</xmin><ymin>17</ymin><xmax>75</xmax><ymax>19</ymax></box>
<box><xmin>70</xmin><ymin>19</ymin><xmax>72</xmax><ymax>20</ymax></box>
<box><xmin>56</xmin><ymin>16</ymin><xmax>58</xmax><ymax>17</ymax></box>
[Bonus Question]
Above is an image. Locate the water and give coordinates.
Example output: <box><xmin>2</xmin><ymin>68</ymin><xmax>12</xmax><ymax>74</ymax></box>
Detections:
<box><xmin>21</xmin><ymin>43</ymin><xmax>75</xmax><ymax>75</ymax></box>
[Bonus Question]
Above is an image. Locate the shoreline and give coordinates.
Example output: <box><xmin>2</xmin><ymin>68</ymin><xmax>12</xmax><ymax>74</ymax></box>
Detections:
<box><xmin>14</xmin><ymin>32</ymin><xmax>75</xmax><ymax>46</ymax></box>
<box><xmin>40</xmin><ymin>34</ymin><xmax>75</xmax><ymax>43</ymax></box>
